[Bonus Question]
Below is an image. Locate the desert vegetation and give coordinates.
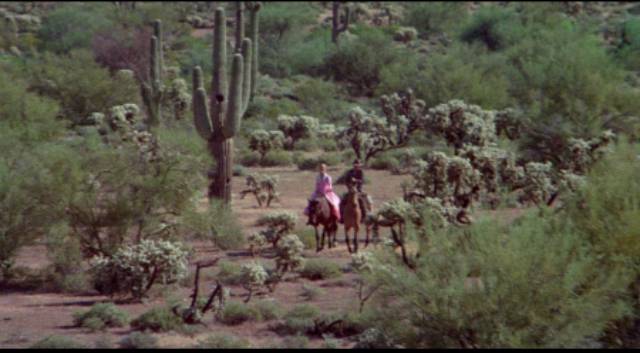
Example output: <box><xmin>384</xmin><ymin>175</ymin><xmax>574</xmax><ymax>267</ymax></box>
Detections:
<box><xmin>1</xmin><ymin>1</ymin><xmax>640</xmax><ymax>349</ymax></box>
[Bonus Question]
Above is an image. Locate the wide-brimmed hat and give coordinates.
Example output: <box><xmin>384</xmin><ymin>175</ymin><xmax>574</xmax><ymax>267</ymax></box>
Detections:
<box><xmin>353</xmin><ymin>159</ymin><xmax>362</xmax><ymax>166</ymax></box>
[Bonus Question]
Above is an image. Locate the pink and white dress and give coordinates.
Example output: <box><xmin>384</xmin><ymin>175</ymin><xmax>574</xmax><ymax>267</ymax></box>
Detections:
<box><xmin>304</xmin><ymin>173</ymin><xmax>341</xmax><ymax>220</ymax></box>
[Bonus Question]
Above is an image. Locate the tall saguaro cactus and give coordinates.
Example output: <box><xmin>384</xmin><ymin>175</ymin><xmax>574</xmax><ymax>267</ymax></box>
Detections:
<box><xmin>193</xmin><ymin>4</ymin><xmax>261</xmax><ymax>204</ymax></box>
<box><xmin>141</xmin><ymin>19</ymin><xmax>165</xmax><ymax>127</ymax></box>
<box><xmin>331</xmin><ymin>1</ymin><xmax>350</xmax><ymax>44</ymax></box>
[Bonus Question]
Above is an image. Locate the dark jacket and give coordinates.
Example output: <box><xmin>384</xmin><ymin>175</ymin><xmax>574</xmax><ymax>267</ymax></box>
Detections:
<box><xmin>345</xmin><ymin>168</ymin><xmax>364</xmax><ymax>192</ymax></box>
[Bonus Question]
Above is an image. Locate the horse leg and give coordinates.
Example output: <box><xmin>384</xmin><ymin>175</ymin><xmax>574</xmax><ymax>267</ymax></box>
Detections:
<box><xmin>345</xmin><ymin>226</ymin><xmax>353</xmax><ymax>254</ymax></box>
<box><xmin>354</xmin><ymin>224</ymin><xmax>359</xmax><ymax>253</ymax></box>
<box><xmin>315</xmin><ymin>226</ymin><xmax>321</xmax><ymax>252</ymax></box>
<box><xmin>364</xmin><ymin>224</ymin><xmax>371</xmax><ymax>248</ymax></box>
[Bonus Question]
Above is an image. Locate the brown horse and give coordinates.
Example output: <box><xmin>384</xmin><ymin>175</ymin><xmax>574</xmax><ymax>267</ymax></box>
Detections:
<box><xmin>307</xmin><ymin>197</ymin><xmax>338</xmax><ymax>252</ymax></box>
<box><xmin>342</xmin><ymin>185</ymin><xmax>373</xmax><ymax>253</ymax></box>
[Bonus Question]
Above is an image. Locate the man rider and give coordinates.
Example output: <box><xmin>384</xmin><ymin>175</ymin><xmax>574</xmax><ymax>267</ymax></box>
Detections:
<box><xmin>339</xmin><ymin>159</ymin><xmax>367</xmax><ymax>223</ymax></box>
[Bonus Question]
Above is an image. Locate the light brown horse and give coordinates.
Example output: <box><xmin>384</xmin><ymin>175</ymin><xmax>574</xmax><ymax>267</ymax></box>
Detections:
<box><xmin>342</xmin><ymin>184</ymin><xmax>372</xmax><ymax>253</ymax></box>
<box><xmin>307</xmin><ymin>197</ymin><xmax>338</xmax><ymax>252</ymax></box>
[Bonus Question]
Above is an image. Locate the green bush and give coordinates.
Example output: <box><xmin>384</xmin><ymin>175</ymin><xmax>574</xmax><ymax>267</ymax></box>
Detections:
<box><xmin>296</xmin><ymin>154</ymin><xmax>341</xmax><ymax>171</ymax></box>
<box><xmin>195</xmin><ymin>334</ymin><xmax>251</xmax><ymax>349</ymax></box>
<box><xmin>130</xmin><ymin>307</ymin><xmax>184</xmax><ymax>333</ymax></box>
<box><xmin>368</xmin><ymin>154</ymin><xmax>400</xmax><ymax>171</ymax></box>
<box><xmin>218</xmin><ymin>301</ymin><xmax>260</xmax><ymax>325</ymax></box>
<box><xmin>274</xmin><ymin>304</ymin><xmax>321</xmax><ymax>335</ymax></box>
<box><xmin>217</xmin><ymin>260</ymin><xmax>245</xmax><ymax>286</ymax></box>
<box><xmin>300</xmin><ymin>283</ymin><xmax>325</xmax><ymax>301</ymax></box>
<box><xmin>251</xmin><ymin>300</ymin><xmax>284</xmax><ymax>321</ymax></box>
<box><xmin>402</xmin><ymin>2</ymin><xmax>468</xmax><ymax>38</ymax></box>
<box><xmin>460</xmin><ymin>5</ymin><xmax>518</xmax><ymax>51</ymax></box>
<box><xmin>119</xmin><ymin>332</ymin><xmax>158</xmax><ymax>349</ymax></box>
<box><xmin>31</xmin><ymin>335</ymin><xmax>87</xmax><ymax>349</ymax></box>
<box><xmin>261</xmin><ymin>150</ymin><xmax>294</xmax><ymax>167</ymax></box>
<box><xmin>180</xmin><ymin>200</ymin><xmax>245</xmax><ymax>250</ymax></box>
<box><xmin>38</xmin><ymin>3</ymin><xmax>114</xmax><ymax>53</ymax></box>
<box><xmin>300</xmin><ymin>259</ymin><xmax>342</xmax><ymax>281</ymax></box>
<box><xmin>27</xmin><ymin>49</ymin><xmax>139</xmax><ymax>125</ymax></box>
<box><xmin>324</xmin><ymin>27</ymin><xmax>406</xmax><ymax>96</ymax></box>
<box><xmin>73</xmin><ymin>303</ymin><xmax>130</xmax><ymax>331</ymax></box>
<box><xmin>363</xmin><ymin>206</ymin><xmax>632</xmax><ymax>348</ymax></box>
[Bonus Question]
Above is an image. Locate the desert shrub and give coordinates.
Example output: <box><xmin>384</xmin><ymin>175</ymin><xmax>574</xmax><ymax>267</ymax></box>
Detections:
<box><xmin>368</xmin><ymin>153</ymin><xmax>400</xmax><ymax>171</ymax></box>
<box><xmin>362</xmin><ymin>207</ymin><xmax>632</xmax><ymax>348</ymax></box>
<box><xmin>216</xmin><ymin>260</ymin><xmax>245</xmax><ymax>286</ymax></box>
<box><xmin>130</xmin><ymin>306</ymin><xmax>184</xmax><ymax>333</ymax></box>
<box><xmin>195</xmin><ymin>334</ymin><xmax>251</xmax><ymax>349</ymax></box>
<box><xmin>377</xmin><ymin>44</ymin><xmax>511</xmax><ymax>110</ymax></box>
<box><xmin>261</xmin><ymin>150</ymin><xmax>294</xmax><ymax>167</ymax></box>
<box><xmin>0</xmin><ymin>71</ymin><xmax>74</xmax><ymax>280</ymax></box>
<box><xmin>274</xmin><ymin>234</ymin><xmax>306</xmax><ymax>275</ymax></box>
<box><xmin>275</xmin><ymin>304</ymin><xmax>321</xmax><ymax>335</ymax></box>
<box><xmin>251</xmin><ymin>300</ymin><xmax>284</xmax><ymax>321</ymax></box>
<box><xmin>92</xmin><ymin>26</ymin><xmax>151</xmax><ymax>82</ymax></box>
<box><xmin>259</xmin><ymin>2</ymin><xmax>321</xmax><ymax>77</ymax></box>
<box><xmin>616</xmin><ymin>18</ymin><xmax>640</xmax><ymax>71</ymax></box>
<box><xmin>44</xmin><ymin>224</ymin><xmax>91</xmax><ymax>293</ymax></box>
<box><xmin>293</xmin><ymin>77</ymin><xmax>344</xmax><ymax>117</ymax></box>
<box><xmin>249</xmin><ymin>129</ymin><xmax>285</xmax><ymax>162</ymax></box>
<box><xmin>324</xmin><ymin>27</ymin><xmax>406</xmax><ymax>96</ymax></box>
<box><xmin>38</xmin><ymin>3</ymin><xmax>114</xmax><ymax>53</ymax></box>
<box><xmin>300</xmin><ymin>283</ymin><xmax>325</xmax><ymax>301</ymax></box>
<box><xmin>30</xmin><ymin>335</ymin><xmax>87</xmax><ymax>349</ymax></box>
<box><xmin>218</xmin><ymin>301</ymin><xmax>260</xmax><ymax>325</ymax></box>
<box><xmin>295</xmin><ymin>228</ymin><xmax>317</xmax><ymax>250</ymax></box>
<box><xmin>179</xmin><ymin>200</ymin><xmax>245</xmax><ymax>250</ymax></box>
<box><xmin>402</xmin><ymin>2</ymin><xmax>468</xmax><ymax>38</ymax></box>
<box><xmin>283</xmin><ymin>28</ymin><xmax>334</xmax><ymax>77</ymax></box>
<box><xmin>90</xmin><ymin>240</ymin><xmax>190</xmax><ymax>299</ymax></box>
<box><xmin>27</xmin><ymin>49</ymin><xmax>139</xmax><ymax>125</ymax></box>
<box><xmin>277</xmin><ymin>114</ymin><xmax>320</xmax><ymax>150</ymax></box>
<box><xmin>296</xmin><ymin>154</ymin><xmax>341</xmax><ymax>171</ymax></box>
<box><xmin>300</xmin><ymin>259</ymin><xmax>342</xmax><ymax>281</ymax></box>
<box><xmin>119</xmin><ymin>332</ymin><xmax>158</xmax><ymax>349</ymax></box>
<box><xmin>240</xmin><ymin>173</ymin><xmax>280</xmax><ymax>208</ymax></box>
<box><xmin>460</xmin><ymin>5</ymin><xmax>516</xmax><ymax>50</ymax></box>
<box><xmin>256</xmin><ymin>212</ymin><xmax>298</xmax><ymax>248</ymax></box>
<box><xmin>73</xmin><ymin>303</ymin><xmax>130</xmax><ymax>331</ymax></box>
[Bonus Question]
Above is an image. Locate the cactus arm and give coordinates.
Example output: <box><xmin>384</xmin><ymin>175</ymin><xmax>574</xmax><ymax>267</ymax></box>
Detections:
<box><xmin>212</xmin><ymin>8</ymin><xmax>227</xmax><ymax>133</ymax></box>
<box><xmin>234</xmin><ymin>2</ymin><xmax>245</xmax><ymax>53</ymax></box>
<box><xmin>248</xmin><ymin>3</ymin><xmax>260</xmax><ymax>99</ymax></box>
<box><xmin>153</xmin><ymin>19</ymin><xmax>163</xmax><ymax>80</ymax></box>
<box><xmin>192</xmin><ymin>66</ymin><xmax>212</xmax><ymax>139</ymax></box>
<box><xmin>223</xmin><ymin>54</ymin><xmax>244</xmax><ymax>138</ymax></box>
<box><xmin>241</xmin><ymin>38</ymin><xmax>252</xmax><ymax>114</ymax></box>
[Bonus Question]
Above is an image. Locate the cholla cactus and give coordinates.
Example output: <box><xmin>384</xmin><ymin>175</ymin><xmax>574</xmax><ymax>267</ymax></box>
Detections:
<box><xmin>255</xmin><ymin>211</ymin><xmax>297</xmax><ymax>247</ymax></box>
<box><xmin>248</xmin><ymin>129</ymin><xmax>285</xmax><ymax>162</ymax></box>
<box><xmin>240</xmin><ymin>261</ymin><xmax>268</xmax><ymax>302</ymax></box>
<box><xmin>240</xmin><ymin>173</ymin><xmax>280</xmax><ymax>207</ymax></box>
<box><xmin>277</xmin><ymin>114</ymin><xmax>320</xmax><ymax>149</ymax></box>
<box><xmin>350</xmin><ymin>251</ymin><xmax>375</xmax><ymax>273</ymax></box>
<box><xmin>165</xmin><ymin>74</ymin><xmax>191</xmax><ymax>121</ymax></box>
<box><xmin>424</xmin><ymin>100</ymin><xmax>498</xmax><ymax>153</ymax></box>
<box><xmin>317</xmin><ymin>123</ymin><xmax>337</xmax><ymax>140</ymax></box>
<box><xmin>90</xmin><ymin>239</ymin><xmax>189</xmax><ymax>299</ymax></box>
<box><xmin>393</xmin><ymin>26</ymin><xmax>417</xmax><ymax>43</ymax></box>
<box><xmin>337</xmin><ymin>90</ymin><xmax>426</xmax><ymax>164</ymax></box>
<box><xmin>275</xmin><ymin>234</ymin><xmax>305</xmax><ymax>274</ymax></box>
<box><xmin>247</xmin><ymin>232</ymin><xmax>267</xmax><ymax>256</ymax></box>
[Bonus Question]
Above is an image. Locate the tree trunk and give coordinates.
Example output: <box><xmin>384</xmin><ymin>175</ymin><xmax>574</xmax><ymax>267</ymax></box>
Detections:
<box><xmin>209</xmin><ymin>135</ymin><xmax>233</xmax><ymax>204</ymax></box>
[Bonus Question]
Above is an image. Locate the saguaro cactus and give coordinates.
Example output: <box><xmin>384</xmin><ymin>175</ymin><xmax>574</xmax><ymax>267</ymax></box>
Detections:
<box><xmin>192</xmin><ymin>4</ymin><xmax>260</xmax><ymax>204</ymax></box>
<box><xmin>331</xmin><ymin>1</ymin><xmax>350</xmax><ymax>44</ymax></box>
<box><xmin>141</xmin><ymin>19</ymin><xmax>165</xmax><ymax>126</ymax></box>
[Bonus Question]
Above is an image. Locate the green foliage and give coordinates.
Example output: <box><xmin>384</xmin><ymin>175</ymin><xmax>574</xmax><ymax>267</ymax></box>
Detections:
<box><xmin>377</xmin><ymin>44</ymin><xmax>511</xmax><ymax>109</ymax></box>
<box><xmin>402</xmin><ymin>2</ymin><xmax>468</xmax><ymax>38</ymax></box>
<box><xmin>251</xmin><ymin>299</ymin><xmax>284</xmax><ymax>321</ymax></box>
<box><xmin>131</xmin><ymin>306</ymin><xmax>184</xmax><ymax>333</ymax></box>
<box><xmin>616</xmin><ymin>18</ymin><xmax>640</xmax><ymax>71</ymax></box>
<box><xmin>249</xmin><ymin>129</ymin><xmax>285</xmax><ymax>161</ymax></box>
<box><xmin>119</xmin><ymin>332</ymin><xmax>158</xmax><ymax>349</ymax></box>
<box><xmin>300</xmin><ymin>258</ymin><xmax>342</xmax><ymax>281</ymax></box>
<box><xmin>300</xmin><ymin>283</ymin><xmax>325</xmax><ymax>301</ymax></box>
<box><xmin>73</xmin><ymin>303</ymin><xmax>130</xmax><ymax>331</ymax></box>
<box><xmin>179</xmin><ymin>200</ymin><xmax>245</xmax><ymax>250</ymax></box>
<box><xmin>460</xmin><ymin>5</ymin><xmax>518</xmax><ymax>51</ymax></box>
<box><xmin>296</xmin><ymin>154</ymin><xmax>341</xmax><ymax>171</ymax></box>
<box><xmin>38</xmin><ymin>3</ymin><xmax>114</xmax><ymax>53</ymax></box>
<box><xmin>218</xmin><ymin>301</ymin><xmax>260</xmax><ymax>325</ymax></box>
<box><xmin>275</xmin><ymin>234</ymin><xmax>306</xmax><ymax>275</ymax></box>
<box><xmin>368</xmin><ymin>153</ymin><xmax>399</xmax><ymax>171</ymax></box>
<box><xmin>27</xmin><ymin>49</ymin><xmax>139</xmax><ymax>125</ymax></box>
<box><xmin>364</xmin><ymin>207</ymin><xmax>632</xmax><ymax>348</ymax></box>
<box><xmin>90</xmin><ymin>240</ymin><xmax>189</xmax><ymax>299</ymax></box>
<box><xmin>324</xmin><ymin>27</ymin><xmax>406</xmax><ymax>96</ymax></box>
<box><xmin>30</xmin><ymin>335</ymin><xmax>87</xmax><ymax>349</ymax></box>
<box><xmin>277</xmin><ymin>114</ymin><xmax>320</xmax><ymax>150</ymax></box>
<box><xmin>217</xmin><ymin>260</ymin><xmax>245</xmax><ymax>286</ymax></box>
<box><xmin>274</xmin><ymin>304</ymin><xmax>321</xmax><ymax>335</ymax></box>
<box><xmin>195</xmin><ymin>334</ymin><xmax>251</xmax><ymax>349</ymax></box>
